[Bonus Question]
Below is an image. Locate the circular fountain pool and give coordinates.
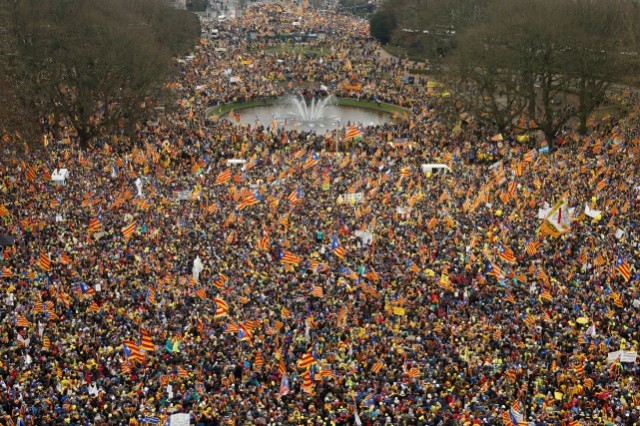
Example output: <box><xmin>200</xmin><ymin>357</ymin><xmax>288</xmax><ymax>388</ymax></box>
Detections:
<box><xmin>217</xmin><ymin>95</ymin><xmax>396</xmax><ymax>132</ymax></box>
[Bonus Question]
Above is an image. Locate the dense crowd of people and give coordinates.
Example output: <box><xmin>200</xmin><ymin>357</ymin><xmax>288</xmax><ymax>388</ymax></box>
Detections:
<box><xmin>0</xmin><ymin>2</ymin><xmax>639</xmax><ymax>425</ymax></box>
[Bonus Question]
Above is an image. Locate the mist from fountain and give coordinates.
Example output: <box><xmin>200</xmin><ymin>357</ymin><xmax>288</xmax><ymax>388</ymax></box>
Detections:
<box><xmin>287</xmin><ymin>94</ymin><xmax>336</xmax><ymax>123</ymax></box>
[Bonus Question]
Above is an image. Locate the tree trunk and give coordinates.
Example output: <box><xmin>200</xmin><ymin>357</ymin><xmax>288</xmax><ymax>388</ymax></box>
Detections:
<box><xmin>527</xmin><ymin>77</ymin><xmax>536</xmax><ymax>121</ymax></box>
<box><xmin>578</xmin><ymin>110</ymin><xmax>588</xmax><ymax>136</ymax></box>
<box><xmin>544</xmin><ymin>129</ymin><xmax>555</xmax><ymax>151</ymax></box>
<box><xmin>77</xmin><ymin>127</ymin><xmax>92</xmax><ymax>149</ymax></box>
<box><xmin>578</xmin><ymin>78</ymin><xmax>588</xmax><ymax>135</ymax></box>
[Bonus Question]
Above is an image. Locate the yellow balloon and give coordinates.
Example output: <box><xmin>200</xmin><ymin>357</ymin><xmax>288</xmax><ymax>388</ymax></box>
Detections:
<box><xmin>426</xmin><ymin>172</ymin><xmax>432</xmax><ymax>178</ymax></box>
<box><xmin>495</xmin><ymin>210</ymin><xmax>502</xmax><ymax>217</ymax></box>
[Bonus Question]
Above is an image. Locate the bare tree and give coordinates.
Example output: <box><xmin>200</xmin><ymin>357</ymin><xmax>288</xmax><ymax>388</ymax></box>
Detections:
<box><xmin>0</xmin><ymin>0</ymin><xmax>200</xmax><ymax>147</ymax></box>
<box><xmin>446</xmin><ymin>0</ymin><xmax>639</xmax><ymax>147</ymax></box>
<box><xmin>447</xmin><ymin>23</ymin><xmax>527</xmax><ymax>132</ymax></box>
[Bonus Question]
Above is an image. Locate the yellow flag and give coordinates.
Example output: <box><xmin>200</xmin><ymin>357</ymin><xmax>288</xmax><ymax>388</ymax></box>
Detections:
<box><xmin>392</xmin><ymin>307</ymin><xmax>406</xmax><ymax>316</ymax></box>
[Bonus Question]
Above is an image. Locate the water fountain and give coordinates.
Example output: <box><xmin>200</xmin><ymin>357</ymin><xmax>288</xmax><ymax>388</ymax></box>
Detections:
<box><xmin>287</xmin><ymin>94</ymin><xmax>336</xmax><ymax>124</ymax></box>
<box><xmin>219</xmin><ymin>93</ymin><xmax>394</xmax><ymax>132</ymax></box>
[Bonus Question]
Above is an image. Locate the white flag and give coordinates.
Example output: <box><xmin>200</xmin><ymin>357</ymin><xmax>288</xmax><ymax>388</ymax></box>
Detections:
<box><xmin>135</xmin><ymin>178</ymin><xmax>143</xmax><ymax>198</ymax></box>
<box><xmin>192</xmin><ymin>256</ymin><xmax>203</xmax><ymax>282</ymax></box>
<box><xmin>585</xmin><ymin>203</ymin><xmax>601</xmax><ymax>219</ymax></box>
<box><xmin>354</xmin><ymin>410</ymin><xmax>362</xmax><ymax>426</ymax></box>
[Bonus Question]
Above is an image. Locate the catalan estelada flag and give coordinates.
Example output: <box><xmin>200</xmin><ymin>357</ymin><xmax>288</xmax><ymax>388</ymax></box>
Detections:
<box><xmin>238</xmin><ymin>323</ymin><xmax>252</xmax><ymax>342</ymax></box>
<box><xmin>525</xmin><ymin>239</ymin><xmax>540</xmax><ymax>256</ymax></box>
<box><xmin>302</xmin><ymin>152</ymin><xmax>320</xmax><ymax>170</ymax></box>
<box><xmin>497</xmin><ymin>245</ymin><xmax>516</xmax><ymax>263</ymax></box>
<box><xmin>331</xmin><ymin>235</ymin><xmax>345</xmax><ymax>260</ymax></box>
<box><xmin>123</xmin><ymin>340</ymin><xmax>144</xmax><ymax>362</ymax></box>
<box><xmin>345</xmin><ymin>126</ymin><xmax>363</xmax><ymax>140</ymax></box>
<box><xmin>87</xmin><ymin>301</ymin><xmax>101</xmax><ymax>312</ymax></box>
<box><xmin>238</xmin><ymin>193</ymin><xmax>260</xmax><ymax>210</ymax></box>
<box><xmin>616</xmin><ymin>254</ymin><xmax>631</xmax><ymax>282</ymax></box>
<box><xmin>280</xmin><ymin>250</ymin><xmax>301</xmax><ymax>265</ymax></box>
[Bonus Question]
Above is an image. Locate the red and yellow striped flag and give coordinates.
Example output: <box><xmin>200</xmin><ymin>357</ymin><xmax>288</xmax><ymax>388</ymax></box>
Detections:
<box><xmin>25</xmin><ymin>165</ymin><xmax>36</xmax><ymax>181</ymax></box>
<box><xmin>39</xmin><ymin>251</ymin><xmax>52</xmax><ymax>271</ymax></box>
<box><xmin>15</xmin><ymin>315</ymin><xmax>30</xmax><ymax>327</ymax></box>
<box><xmin>140</xmin><ymin>328</ymin><xmax>155</xmax><ymax>352</ymax></box>
<box><xmin>215</xmin><ymin>169</ymin><xmax>232</xmax><ymax>185</ymax></box>
<box><xmin>88</xmin><ymin>216</ymin><xmax>103</xmax><ymax>234</ymax></box>
<box><xmin>122</xmin><ymin>222</ymin><xmax>136</xmax><ymax>240</ymax></box>
<box><xmin>254</xmin><ymin>352</ymin><xmax>264</xmax><ymax>369</ymax></box>
<box><xmin>281</xmin><ymin>306</ymin><xmax>291</xmax><ymax>319</ymax></box>
<box><xmin>407</xmin><ymin>367</ymin><xmax>420</xmax><ymax>379</ymax></box>
<box><xmin>177</xmin><ymin>366</ymin><xmax>189</xmax><ymax>378</ymax></box>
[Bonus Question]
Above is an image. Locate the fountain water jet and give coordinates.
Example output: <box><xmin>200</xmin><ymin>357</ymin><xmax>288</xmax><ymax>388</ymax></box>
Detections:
<box><xmin>219</xmin><ymin>94</ymin><xmax>392</xmax><ymax>132</ymax></box>
<box><xmin>287</xmin><ymin>94</ymin><xmax>336</xmax><ymax>124</ymax></box>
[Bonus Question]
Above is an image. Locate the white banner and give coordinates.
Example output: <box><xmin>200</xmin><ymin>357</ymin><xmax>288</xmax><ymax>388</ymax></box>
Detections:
<box><xmin>608</xmin><ymin>350</ymin><xmax>637</xmax><ymax>363</ymax></box>
<box><xmin>354</xmin><ymin>230</ymin><xmax>373</xmax><ymax>245</ymax></box>
<box><xmin>544</xmin><ymin>199</ymin><xmax>571</xmax><ymax>233</ymax></box>
<box><xmin>621</xmin><ymin>351</ymin><xmax>637</xmax><ymax>363</ymax></box>
<box><xmin>170</xmin><ymin>413</ymin><xmax>190</xmax><ymax>426</ymax></box>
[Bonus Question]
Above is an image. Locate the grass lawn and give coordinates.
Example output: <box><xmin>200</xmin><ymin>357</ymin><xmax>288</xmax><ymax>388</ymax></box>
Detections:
<box><xmin>382</xmin><ymin>45</ymin><xmax>428</xmax><ymax>63</ymax></box>
<box><xmin>335</xmin><ymin>98</ymin><xmax>408</xmax><ymax>115</ymax></box>
<box><xmin>207</xmin><ymin>98</ymin><xmax>278</xmax><ymax>117</ymax></box>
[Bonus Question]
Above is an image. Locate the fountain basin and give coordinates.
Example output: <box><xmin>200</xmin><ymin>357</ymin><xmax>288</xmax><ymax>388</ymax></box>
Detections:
<box><xmin>208</xmin><ymin>97</ymin><xmax>406</xmax><ymax>132</ymax></box>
